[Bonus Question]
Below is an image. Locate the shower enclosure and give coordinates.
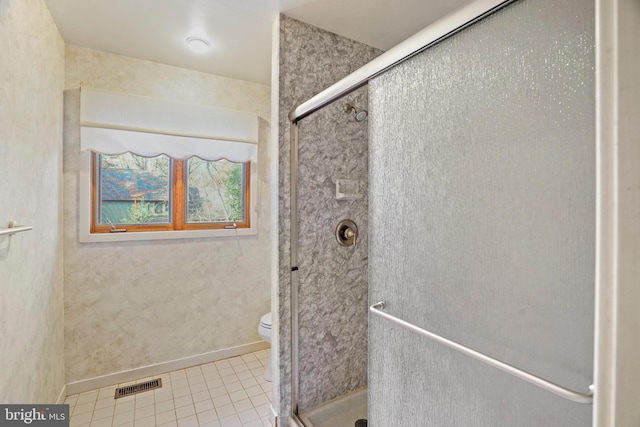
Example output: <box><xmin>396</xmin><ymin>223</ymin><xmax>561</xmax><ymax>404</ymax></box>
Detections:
<box><xmin>285</xmin><ymin>0</ymin><xmax>596</xmax><ymax>425</ymax></box>
<box><xmin>277</xmin><ymin>14</ymin><xmax>381</xmax><ymax>427</ymax></box>
<box><xmin>291</xmin><ymin>90</ymin><xmax>371</xmax><ymax>427</ymax></box>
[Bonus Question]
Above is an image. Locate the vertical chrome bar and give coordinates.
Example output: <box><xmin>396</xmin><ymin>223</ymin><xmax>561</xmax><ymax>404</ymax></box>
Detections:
<box><xmin>290</xmin><ymin>120</ymin><xmax>301</xmax><ymax>415</ymax></box>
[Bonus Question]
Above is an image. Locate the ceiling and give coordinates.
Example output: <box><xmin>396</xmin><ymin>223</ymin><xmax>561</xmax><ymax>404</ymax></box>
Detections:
<box><xmin>44</xmin><ymin>0</ymin><xmax>473</xmax><ymax>86</ymax></box>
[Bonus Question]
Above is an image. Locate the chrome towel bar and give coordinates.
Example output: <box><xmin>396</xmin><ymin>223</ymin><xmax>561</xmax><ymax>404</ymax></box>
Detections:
<box><xmin>369</xmin><ymin>301</ymin><xmax>594</xmax><ymax>404</ymax></box>
<box><xmin>0</xmin><ymin>221</ymin><xmax>33</xmax><ymax>237</ymax></box>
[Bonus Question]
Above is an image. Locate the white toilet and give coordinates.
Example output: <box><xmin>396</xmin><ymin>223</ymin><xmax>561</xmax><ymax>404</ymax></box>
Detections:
<box><xmin>257</xmin><ymin>312</ymin><xmax>272</xmax><ymax>382</ymax></box>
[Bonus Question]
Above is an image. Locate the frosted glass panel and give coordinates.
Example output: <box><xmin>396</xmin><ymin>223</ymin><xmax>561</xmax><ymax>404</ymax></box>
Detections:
<box><xmin>368</xmin><ymin>0</ymin><xmax>594</xmax><ymax>425</ymax></box>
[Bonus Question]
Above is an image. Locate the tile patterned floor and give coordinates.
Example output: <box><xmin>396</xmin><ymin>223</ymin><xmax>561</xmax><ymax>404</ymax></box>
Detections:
<box><xmin>65</xmin><ymin>350</ymin><xmax>273</xmax><ymax>427</ymax></box>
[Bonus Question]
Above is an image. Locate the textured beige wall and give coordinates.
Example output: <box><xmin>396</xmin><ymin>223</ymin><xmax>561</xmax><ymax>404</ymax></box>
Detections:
<box><xmin>65</xmin><ymin>46</ymin><xmax>270</xmax><ymax>119</ymax></box>
<box><xmin>0</xmin><ymin>0</ymin><xmax>66</xmax><ymax>403</ymax></box>
<box><xmin>63</xmin><ymin>46</ymin><xmax>272</xmax><ymax>383</ymax></box>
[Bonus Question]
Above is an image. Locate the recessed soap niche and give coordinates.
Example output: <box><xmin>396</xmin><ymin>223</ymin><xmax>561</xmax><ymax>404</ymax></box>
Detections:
<box><xmin>335</xmin><ymin>178</ymin><xmax>364</xmax><ymax>200</ymax></box>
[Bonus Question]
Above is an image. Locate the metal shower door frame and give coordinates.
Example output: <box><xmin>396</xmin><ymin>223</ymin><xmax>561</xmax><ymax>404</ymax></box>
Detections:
<box><xmin>288</xmin><ymin>0</ymin><xmax>520</xmax><ymax>425</ymax></box>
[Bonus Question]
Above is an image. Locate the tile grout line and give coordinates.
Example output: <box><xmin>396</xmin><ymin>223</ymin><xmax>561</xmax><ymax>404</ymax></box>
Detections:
<box><xmin>65</xmin><ymin>350</ymin><xmax>272</xmax><ymax>427</ymax></box>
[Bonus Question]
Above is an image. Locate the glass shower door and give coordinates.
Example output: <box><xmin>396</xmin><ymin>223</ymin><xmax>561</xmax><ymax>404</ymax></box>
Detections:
<box><xmin>368</xmin><ymin>0</ymin><xmax>595</xmax><ymax>425</ymax></box>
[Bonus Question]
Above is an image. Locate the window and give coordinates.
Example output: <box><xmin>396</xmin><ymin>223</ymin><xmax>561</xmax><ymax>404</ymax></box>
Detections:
<box><xmin>78</xmin><ymin>87</ymin><xmax>258</xmax><ymax>242</ymax></box>
<box><xmin>91</xmin><ymin>153</ymin><xmax>250</xmax><ymax>233</ymax></box>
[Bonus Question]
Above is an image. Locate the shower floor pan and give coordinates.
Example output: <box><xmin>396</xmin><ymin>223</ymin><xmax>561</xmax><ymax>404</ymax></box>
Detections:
<box><xmin>298</xmin><ymin>387</ymin><xmax>367</xmax><ymax>427</ymax></box>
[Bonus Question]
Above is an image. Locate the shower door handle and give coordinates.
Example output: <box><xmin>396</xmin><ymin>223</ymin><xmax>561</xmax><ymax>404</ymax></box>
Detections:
<box><xmin>369</xmin><ymin>301</ymin><xmax>594</xmax><ymax>404</ymax></box>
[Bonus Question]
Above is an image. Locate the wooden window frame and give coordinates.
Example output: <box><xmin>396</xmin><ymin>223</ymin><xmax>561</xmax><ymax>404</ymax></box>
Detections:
<box><xmin>91</xmin><ymin>153</ymin><xmax>251</xmax><ymax>234</ymax></box>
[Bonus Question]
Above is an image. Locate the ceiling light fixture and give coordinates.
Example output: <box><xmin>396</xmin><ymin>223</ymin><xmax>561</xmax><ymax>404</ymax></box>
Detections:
<box><xmin>186</xmin><ymin>36</ymin><xmax>210</xmax><ymax>53</ymax></box>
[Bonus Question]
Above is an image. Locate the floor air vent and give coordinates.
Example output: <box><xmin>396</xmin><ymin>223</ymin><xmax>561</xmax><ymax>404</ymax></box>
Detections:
<box><xmin>114</xmin><ymin>378</ymin><xmax>162</xmax><ymax>399</ymax></box>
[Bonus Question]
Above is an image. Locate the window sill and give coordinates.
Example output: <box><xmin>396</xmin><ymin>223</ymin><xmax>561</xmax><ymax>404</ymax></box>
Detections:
<box><xmin>79</xmin><ymin>226</ymin><xmax>257</xmax><ymax>243</ymax></box>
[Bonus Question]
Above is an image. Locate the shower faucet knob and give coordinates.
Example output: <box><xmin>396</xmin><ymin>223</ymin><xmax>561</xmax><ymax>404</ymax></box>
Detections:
<box><xmin>336</xmin><ymin>219</ymin><xmax>358</xmax><ymax>247</ymax></box>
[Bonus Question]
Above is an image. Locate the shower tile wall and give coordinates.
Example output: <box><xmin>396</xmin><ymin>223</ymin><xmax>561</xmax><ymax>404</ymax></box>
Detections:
<box><xmin>277</xmin><ymin>15</ymin><xmax>382</xmax><ymax>420</ymax></box>
<box><xmin>297</xmin><ymin>88</ymin><xmax>369</xmax><ymax>411</ymax></box>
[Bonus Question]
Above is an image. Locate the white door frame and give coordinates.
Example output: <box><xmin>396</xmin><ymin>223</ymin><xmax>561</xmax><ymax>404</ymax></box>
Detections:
<box><xmin>594</xmin><ymin>0</ymin><xmax>640</xmax><ymax>426</ymax></box>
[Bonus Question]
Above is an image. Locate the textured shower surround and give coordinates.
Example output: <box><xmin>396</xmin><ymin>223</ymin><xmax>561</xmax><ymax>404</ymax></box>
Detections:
<box><xmin>0</xmin><ymin>0</ymin><xmax>66</xmax><ymax>403</ymax></box>
<box><xmin>296</xmin><ymin>88</ymin><xmax>370</xmax><ymax>411</ymax></box>
<box><xmin>277</xmin><ymin>15</ymin><xmax>382</xmax><ymax>420</ymax></box>
<box><xmin>63</xmin><ymin>47</ymin><xmax>272</xmax><ymax>384</ymax></box>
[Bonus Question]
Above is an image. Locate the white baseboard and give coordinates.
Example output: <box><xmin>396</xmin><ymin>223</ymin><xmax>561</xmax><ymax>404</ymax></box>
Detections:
<box><xmin>56</xmin><ymin>384</ymin><xmax>66</xmax><ymax>404</ymax></box>
<box><xmin>66</xmin><ymin>341</ymin><xmax>269</xmax><ymax>395</ymax></box>
<box><xmin>269</xmin><ymin>404</ymin><xmax>277</xmax><ymax>426</ymax></box>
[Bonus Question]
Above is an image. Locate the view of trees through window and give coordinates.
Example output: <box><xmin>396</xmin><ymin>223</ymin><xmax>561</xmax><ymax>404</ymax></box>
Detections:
<box><xmin>187</xmin><ymin>157</ymin><xmax>245</xmax><ymax>223</ymax></box>
<box><xmin>97</xmin><ymin>153</ymin><xmax>244</xmax><ymax>226</ymax></box>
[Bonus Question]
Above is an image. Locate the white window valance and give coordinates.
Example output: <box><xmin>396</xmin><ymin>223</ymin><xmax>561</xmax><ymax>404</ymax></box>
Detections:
<box><xmin>80</xmin><ymin>87</ymin><xmax>259</xmax><ymax>162</ymax></box>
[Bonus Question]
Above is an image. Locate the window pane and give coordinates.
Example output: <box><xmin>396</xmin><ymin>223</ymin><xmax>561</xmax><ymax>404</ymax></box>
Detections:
<box><xmin>98</xmin><ymin>153</ymin><xmax>171</xmax><ymax>225</ymax></box>
<box><xmin>186</xmin><ymin>158</ymin><xmax>245</xmax><ymax>223</ymax></box>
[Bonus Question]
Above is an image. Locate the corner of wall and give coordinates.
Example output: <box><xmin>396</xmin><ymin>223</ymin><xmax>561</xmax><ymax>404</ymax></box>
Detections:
<box><xmin>270</xmin><ymin>13</ymin><xmax>281</xmax><ymax>418</ymax></box>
